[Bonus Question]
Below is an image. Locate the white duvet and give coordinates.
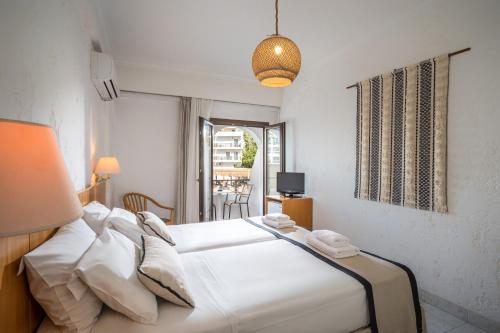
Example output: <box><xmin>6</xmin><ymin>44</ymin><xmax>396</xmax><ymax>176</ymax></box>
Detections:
<box><xmin>63</xmin><ymin>240</ymin><xmax>369</xmax><ymax>333</ymax></box>
<box><xmin>168</xmin><ymin>217</ymin><xmax>307</xmax><ymax>253</ymax></box>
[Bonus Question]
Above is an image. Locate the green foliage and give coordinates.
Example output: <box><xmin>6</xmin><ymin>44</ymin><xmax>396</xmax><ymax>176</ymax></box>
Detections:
<box><xmin>241</xmin><ymin>132</ymin><xmax>257</xmax><ymax>168</ymax></box>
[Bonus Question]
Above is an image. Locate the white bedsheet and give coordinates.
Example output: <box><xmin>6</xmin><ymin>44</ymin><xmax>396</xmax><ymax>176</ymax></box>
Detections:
<box><xmin>59</xmin><ymin>240</ymin><xmax>369</xmax><ymax>333</ymax></box>
<box><xmin>168</xmin><ymin>217</ymin><xmax>307</xmax><ymax>253</ymax></box>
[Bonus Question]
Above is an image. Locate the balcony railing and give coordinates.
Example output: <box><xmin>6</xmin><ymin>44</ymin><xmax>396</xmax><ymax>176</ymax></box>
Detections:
<box><xmin>214</xmin><ymin>156</ymin><xmax>240</xmax><ymax>161</ymax></box>
<box><xmin>213</xmin><ymin>143</ymin><xmax>242</xmax><ymax>148</ymax></box>
<box><xmin>212</xmin><ymin>178</ymin><xmax>250</xmax><ymax>192</ymax></box>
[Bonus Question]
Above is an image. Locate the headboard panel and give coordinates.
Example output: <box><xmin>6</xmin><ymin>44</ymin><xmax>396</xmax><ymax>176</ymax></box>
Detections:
<box><xmin>78</xmin><ymin>179</ymin><xmax>107</xmax><ymax>206</ymax></box>
<box><xmin>0</xmin><ymin>180</ymin><xmax>107</xmax><ymax>333</ymax></box>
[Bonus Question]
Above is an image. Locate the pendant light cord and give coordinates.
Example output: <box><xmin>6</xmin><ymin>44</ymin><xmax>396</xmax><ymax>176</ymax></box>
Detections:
<box><xmin>275</xmin><ymin>0</ymin><xmax>279</xmax><ymax>35</ymax></box>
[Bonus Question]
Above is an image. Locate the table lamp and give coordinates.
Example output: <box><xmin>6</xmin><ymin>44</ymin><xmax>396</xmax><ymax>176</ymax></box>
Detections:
<box><xmin>0</xmin><ymin>119</ymin><xmax>83</xmax><ymax>236</ymax></box>
<box><xmin>94</xmin><ymin>156</ymin><xmax>120</xmax><ymax>182</ymax></box>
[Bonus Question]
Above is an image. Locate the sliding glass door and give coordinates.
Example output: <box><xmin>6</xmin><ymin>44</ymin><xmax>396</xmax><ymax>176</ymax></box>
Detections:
<box><xmin>264</xmin><ymin>122</ymin><xmax>285</xmax><ymax>198</ymax></box>
<box><xmin>198</xmin><ymin>117</ymin><xmax>213</xmax><ymax>222</ymax></box>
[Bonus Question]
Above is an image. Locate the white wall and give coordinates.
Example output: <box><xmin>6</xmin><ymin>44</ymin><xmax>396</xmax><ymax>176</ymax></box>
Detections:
<box><xmin>111</xmin><ymin>92</ymin><xmax>180</xmax><ymax>214</ymax></box>
<box><xmin>280</xmin><ymin>0</ymin><xmax>500</xmax><ymax>324</ymax></box>
<box><xmin>117</xmin><ymin>62</ymin><xmax>283</xmax><ymax>107</ymax></box>
<box><xmin>0</xmin><ymin>0</ymin><xmax>111</xmax><ymax>191</ymax></box>
<box><xmin>212</xmin><ymin>101</ymin><xmax>279</xmax><ymax>124</ymax></box>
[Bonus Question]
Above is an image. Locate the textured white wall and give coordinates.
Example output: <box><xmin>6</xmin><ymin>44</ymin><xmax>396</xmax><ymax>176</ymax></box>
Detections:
<box><xmin>0</xmin><ymin>0</ymin><xmax>111</xmax><ymax>190</ymax></box>
<box><xmin>280</xmin><ymin>0</ymin><xmax>500</xmax><ymax>323</ymax></box>
<box><xmin>111</xmin><ymin>92</ymin><xmax>180</xmax><ymax>213</ymax></box>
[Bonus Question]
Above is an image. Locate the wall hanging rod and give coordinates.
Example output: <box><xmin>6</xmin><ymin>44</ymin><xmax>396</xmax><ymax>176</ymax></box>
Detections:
<box><xmin>345</xmin><ymin>47</ymin><xmax>471</xmax><ymax>89</ymax></box>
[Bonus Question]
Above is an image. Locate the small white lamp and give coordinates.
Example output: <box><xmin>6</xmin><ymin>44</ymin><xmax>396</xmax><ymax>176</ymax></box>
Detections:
<box><xmin>94</xmin><ymin>156</ymin><xmax>121</xmax><ymax>182</ymax></box>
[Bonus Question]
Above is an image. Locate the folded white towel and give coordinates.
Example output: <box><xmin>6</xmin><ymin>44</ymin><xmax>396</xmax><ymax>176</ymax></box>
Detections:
<box><xmin>262</xmin><ymin>217</ymin><xmax>296</xmax><ymax>229</ymax></box>
<box><xmin>265</xmin><ymin>213</ymin><xmax>291</xmax><ymax>222</ymax></box>
<box><xmin>306</xmin><ymin>234</ymin><xmax>360</xmax><ymax>259</ymax></box>
<box><xmin>311</xmin><ymin>230</ymin><xmax>350</xmax><ymax>248</ymax></box>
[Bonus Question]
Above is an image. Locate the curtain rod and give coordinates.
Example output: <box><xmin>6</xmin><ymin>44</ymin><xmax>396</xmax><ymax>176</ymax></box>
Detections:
<box><xmin>345</xmin><ymin>47</ymin><xmax>471</xmax><ymax>90</ymax></box>
<box><xmin>120</xmin><ymin>89</ymin><xmax>279</xmax><ymax>108</ymax></box>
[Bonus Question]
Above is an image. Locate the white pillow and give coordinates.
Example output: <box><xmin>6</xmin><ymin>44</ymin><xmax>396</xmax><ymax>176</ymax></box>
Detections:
<box><xmin>76</xmin><ymin>228</ymin><xmax>158</xmax><ymax>324</ymax></box>
<box><xmin>138</xmin><ymin>235</ymin><xmax>195</xmax><ymax>308</ymax></box>
<box><xmin>37</xmin><ymin>317</ymin><xmax>62</xmax><ymax>333</ymax></box>
<box><xmin>23</xmin><ymin>219</ymin><xmax>102</xmax><ymax>332</ymax></box>
<box><xmin>138</xmin><ymin>211</ymin><xmax>175</xmax><ymax>246</ymax></box>
<box><xmin>106</xmin><ymin>207</ymin><xmax>138</xmax><ymax>224</ymax></box>
<box><xmin>82</xmin><ymin>201</ymin><xmax>110</xmax><ymax>234</ymax></box>
<box><xmin>106</xmin><ymin>207</ymin><xmax>147</xmax><ymax>245</ymax></box>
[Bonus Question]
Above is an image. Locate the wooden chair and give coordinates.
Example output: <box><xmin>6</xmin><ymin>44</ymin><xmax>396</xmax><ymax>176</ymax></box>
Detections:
<box><xmin>223</xmin><ymin>183</ymin><xmax>253</xmax><ymax>219</ymax></box>
<box><xmin>123</xmin><ymin>192</ymin><xmax>175</xmax><ymax>224</ymax></box>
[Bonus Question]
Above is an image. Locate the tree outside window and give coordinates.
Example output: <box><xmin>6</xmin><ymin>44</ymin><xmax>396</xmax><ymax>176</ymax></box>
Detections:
<box><xmin>241</xmin><ymin>132</ymin><xmax>257</xmax><ymax>168</ymax></box>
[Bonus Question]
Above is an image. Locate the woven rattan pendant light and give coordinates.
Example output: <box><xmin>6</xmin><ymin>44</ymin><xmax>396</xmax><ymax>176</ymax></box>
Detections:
<box><xmin>252</xmin><ymin>0</ymin><xmax>301</xmax><ymax>88</ymax></box>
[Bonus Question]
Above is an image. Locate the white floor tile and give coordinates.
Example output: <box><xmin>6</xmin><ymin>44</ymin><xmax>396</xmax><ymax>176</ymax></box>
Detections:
<box><xmin>426</xmin><ymin>315</ymin><xmax>457</xmax><ymax>333</ymax></box>
<box><xmin>423</xmin><ymin>303</ymin><xmax>465</xmax><ymax>329</ymax></box>
<box><xmin>446</xmin><ymin>324</ymin><xmax>487</xmax><ymax>333</ymax></box>
<box><xmin>421</xmin><ymin>302</ymin><xmax>487</xmax><ymax>333</ymax></box>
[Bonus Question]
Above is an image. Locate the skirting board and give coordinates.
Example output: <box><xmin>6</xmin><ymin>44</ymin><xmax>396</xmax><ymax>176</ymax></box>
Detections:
<box><xmin>419</xmin><ymin>289</ymin><xmax>500</xmax><ymax>333</ymax></box>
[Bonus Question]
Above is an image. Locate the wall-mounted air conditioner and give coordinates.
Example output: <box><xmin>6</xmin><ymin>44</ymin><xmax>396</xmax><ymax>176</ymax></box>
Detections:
<box><xmin>91</xmin><ymin>51</ymin><xmax>120</xmax><ymax>101</ymax></box>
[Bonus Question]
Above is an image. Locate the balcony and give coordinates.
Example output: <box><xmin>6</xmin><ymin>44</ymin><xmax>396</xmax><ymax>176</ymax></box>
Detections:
<box><xmin>214</xmin><ymin>132</ymin><xmax>244</xmax><ymax>137</ymax></box>
<box><xmin>214</xmin><ymin>155</ymin><xmax>240</xmax><ymax>162</ymax></box>
<box><xmin>213</xmin><ymin>143</ymin><xmax>242</xmax><ymax>149</ymax></box>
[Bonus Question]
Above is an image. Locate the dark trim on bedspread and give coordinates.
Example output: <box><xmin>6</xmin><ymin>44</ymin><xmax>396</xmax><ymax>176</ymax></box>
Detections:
<box><xmin>243</xmin><ymin>219</ymin><xmax>379</xmax><ymax>333</ymax></box>
<box><xmin>361</xmin><ymin>250</ymin><xmax>423</xmax><ymax>333</ymax></box>
<box><xmin>243</xmin><ymin>219</ymin><xmax>424</xmax><ymax>333</ymax></box>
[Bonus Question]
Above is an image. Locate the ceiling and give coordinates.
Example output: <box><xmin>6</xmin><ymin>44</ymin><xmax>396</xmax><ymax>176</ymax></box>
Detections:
<box><xmin>98</xmin><ymin>0</ymin><xmax>423</xmax><ymax>82</ymax></box>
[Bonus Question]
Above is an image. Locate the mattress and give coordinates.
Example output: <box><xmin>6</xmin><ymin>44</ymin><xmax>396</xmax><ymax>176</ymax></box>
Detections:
<box><xmin>61</xmin><ymin>240</ymin><xmax>369</xmax><ymax>333</ymax></box>
<box><xmin>168</xmin><ymin>216</ymin><xmax>307</xmax><ymax>253</ymax></box>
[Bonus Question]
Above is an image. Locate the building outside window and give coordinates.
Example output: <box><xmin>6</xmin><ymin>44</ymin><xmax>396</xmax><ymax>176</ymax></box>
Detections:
<box><xmin>213</xmin><ymin>127</ymin><xmax>245</xmax><ymax>168</ymax></box>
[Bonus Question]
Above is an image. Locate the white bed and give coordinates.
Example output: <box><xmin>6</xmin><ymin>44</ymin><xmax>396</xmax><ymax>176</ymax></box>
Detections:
<box><xmin>168</xmin><ymin>216</ymin><xmax>309</xmax><ymax>253</ymax></box>
<box><xmin>40</xmin><ymin>239</ymin><xmax>369</xmax><ymax>333</ymax></box>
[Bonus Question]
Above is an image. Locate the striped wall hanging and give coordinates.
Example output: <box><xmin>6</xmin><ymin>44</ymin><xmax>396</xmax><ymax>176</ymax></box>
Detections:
<box><xmin>354</xmin><ymin>54</ymin><xmax>449</xmax><ymax>213</ymax></box>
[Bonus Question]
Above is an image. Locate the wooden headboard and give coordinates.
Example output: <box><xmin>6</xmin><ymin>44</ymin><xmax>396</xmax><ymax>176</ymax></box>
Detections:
<box><xmin>0</xmin><ymin>180</ymin><xmax>107</xmax><ymax>333</ymax></box>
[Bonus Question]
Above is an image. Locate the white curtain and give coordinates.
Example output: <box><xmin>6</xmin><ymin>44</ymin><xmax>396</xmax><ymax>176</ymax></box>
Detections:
<box><xmin>176</xmin><ymin>97</ymin><xmax>213</xmax><ymax>224</ymax></box>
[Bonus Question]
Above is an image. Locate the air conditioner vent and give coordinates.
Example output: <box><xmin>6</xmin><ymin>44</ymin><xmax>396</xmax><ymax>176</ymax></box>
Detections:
<box><xmin>91</xmin><ymin>51</ymin><xmax>120</xmax><ymax>101</ymax></box>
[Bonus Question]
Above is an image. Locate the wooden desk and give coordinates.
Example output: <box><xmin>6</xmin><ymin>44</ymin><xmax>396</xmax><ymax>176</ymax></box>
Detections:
<box><xmin>265</xmin><ymin>195</ymin><xmax>313</xmax><ymax>230</ymax></box>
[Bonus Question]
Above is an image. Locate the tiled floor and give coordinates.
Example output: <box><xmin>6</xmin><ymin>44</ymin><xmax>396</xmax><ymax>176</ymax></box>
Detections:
<box><xmin>423</xmin><ymin>303</ymin><xmax>487</xmax><ymax>333</ymax></box>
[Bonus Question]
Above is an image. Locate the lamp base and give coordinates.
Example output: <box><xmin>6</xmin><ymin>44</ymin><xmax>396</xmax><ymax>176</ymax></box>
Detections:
<box><xmin>95</xmin><ymin>175</ymin><xmax>111</xmax><ymax>183</ymax></box>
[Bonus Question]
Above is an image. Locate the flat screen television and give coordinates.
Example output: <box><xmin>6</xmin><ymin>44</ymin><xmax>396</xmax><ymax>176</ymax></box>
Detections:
<box><xmin>277</xmin><ymin>172</ymin><xmax>305</xmax><ymax>196</ymax></box>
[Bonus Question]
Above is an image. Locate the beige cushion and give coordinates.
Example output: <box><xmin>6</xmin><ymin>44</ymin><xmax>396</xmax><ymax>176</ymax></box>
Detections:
<box><xmin>106</xmin><ymin>207</ymin><xmax>147</xmax><ymax>246</ymax></box>
<box><xmin>138</xmin><ymin>211</ymin><xmax>175</xmax><ymax>245</ymax></box>
<box><xmin>76</xmin><ymin>229</ymin><xmax>158</xmax><ymax>324</ymax></box>
<box><xmin>23</xmin><ymin>219</ymin><xmax>102</xmax><ymax>332</ymax></box>
<box><xmin>138</xmin><ymin>235</ymin><xmax>195</xmax><ymax>308</ymax></box>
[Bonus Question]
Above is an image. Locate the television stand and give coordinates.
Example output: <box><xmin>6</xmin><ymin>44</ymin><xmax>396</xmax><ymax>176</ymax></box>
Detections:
<box><xmin>264</xmin><ymin>195</ymin><xmax>313</xmax><ymax>230</ymax></box>
<box><xmin>283</xmin><ymin>193</ymin><xmax>301</xmax><ymax>198</ymax></box>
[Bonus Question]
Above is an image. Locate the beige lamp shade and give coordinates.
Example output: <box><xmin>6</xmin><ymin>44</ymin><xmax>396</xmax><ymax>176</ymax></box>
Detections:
<box><xmin>0</xmin><ymin>119</ymin><xmax>83</xmax><ymax>236</ymax></box>
<box><xmin>251</xmin><ymin>0</ymin><xmax>301</xmax><ymax>88</ymax></box>
<box><xmin>252</xmin><ymin>35</ymin><xmax>301</xmax><ymax>88</ymax></box>
<box><xmin>94</xmin><ymin>157</ymin><xmax>120</xmax><ymax>175</ymax></box>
